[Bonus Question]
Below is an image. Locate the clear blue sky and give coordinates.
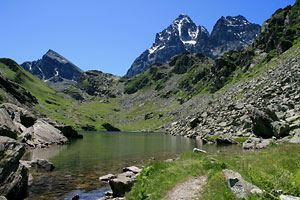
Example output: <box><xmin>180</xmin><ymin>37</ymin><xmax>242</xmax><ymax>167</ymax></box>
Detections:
<box><xmin>0</xmin><ymin>0</ymin><xmax>295</xmax><ymax>76</ymax></box>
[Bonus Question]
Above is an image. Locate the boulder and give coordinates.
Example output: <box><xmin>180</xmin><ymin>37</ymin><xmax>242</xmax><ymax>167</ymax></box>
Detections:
<box><xmin>0</xmin><ymin>103</ymin><xmax>36</xmax><ymax>128</ymax></box>
<box><xmin>123</xmin><ymin>166</ymin><xmax>142</xmax><ymax>174</ymax></box>
<box><xmin>216</xmin><ymin>137</ymin><xmax>237</xmax><ymax>145</ymax></box>
<box><xmin>21</xmin><ymin>119</ymin><xmax>68</xmax><ymax>147</ymax></box>
<box><xmin>0</xmin><ymin>196</ymin><xmax>7</xmax><ymax>200</ymax></box>
<box><xmin>289</xmin><ymin>129</ymin><xmax>300</xmax><ymax>143</ymax></box>
<box><xmin>20</xmin><ymin>158</ymin><xmax>55</xmax><ymax>171</ymax></box>
<box><xmin>243</xmin><ymin>137</ymin><xmax>271</xmax><ymax>150</ymax></box>
<box><xmin>71</xmin><ymin>194</ymin><xmax>80</xmax><ymax>200</ymax></box>
<box><xmin>99</xmin><ymin>174</ymin><xmax>117</xmax><ymax>182</ymax></box>
<box><xmin>249</xmin><ymin>107</ymin><xmax>279</xmax><ymax>138</ymax></box>
<box><xmin>280</xmin><ymin>195</ymin><xmax>300</xmax><ymax>200</ymax></box>
<box><xmin>0</xmin><ymin>136</ymin><xmax>29</xmax><ymax>200</ymax></box>
<box><xmin>43</xmin><ymin>118</ymin><xmax>82</xmax><ymax>138</ymax></box>
<box><xmin>222</xmin><ymin>169</ymin><xmax>263</xmax><ymax>199</ymax></box>
<box><xmin>271</xmin><ymin>121</ymin><xmax>290</xmax><ymax>138</ymax></box>
<box><xmin>0</xmin><ymin>108</ymin><xmax>19</xmax><ymax>139</ymax></box>
<box><xmin>102</xmin><ymin>123</ymin><xmax>120</xmax><ymax>132</ymax></box>
<box><xmin>109</xmin><ymin>172</ymin><xmax>136</xmax><ymax>197</ymax></box>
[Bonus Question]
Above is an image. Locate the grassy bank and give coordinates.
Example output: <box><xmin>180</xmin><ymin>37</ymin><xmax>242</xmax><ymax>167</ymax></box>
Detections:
<box><xmin>126</xmin><ymin>143</ymin><xmax>300</xmax><ymax>200</ymax></box>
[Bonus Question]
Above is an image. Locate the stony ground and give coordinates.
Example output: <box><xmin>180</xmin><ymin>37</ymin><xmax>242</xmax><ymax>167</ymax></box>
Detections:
<box><xmin>163</xmin><ymin>176</ymin><xmax>207</xmax><ymax>200</ymax></box>
<box><xmin>165</xmin><ymin>42</ymin><xmax>300</xmax><ymax>144</ymax></box>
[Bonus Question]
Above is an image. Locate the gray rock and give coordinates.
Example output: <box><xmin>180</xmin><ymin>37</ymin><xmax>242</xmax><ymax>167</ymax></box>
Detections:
<box><xmin>71</xmin><ymin>194</ymin><xmax>80</xmax><ymax>200</ymax></box>
<box><xmin>280</xmin><ymin>195</ymin><xmax>300</xmax><ymax>200</ymax></box>
<box><xmin>0</xmin><ymin>108</ymin><xmax>19</xmax><ymax>139</ymax></box>
<box><xmin>21</xmin><ymin>119</ymin><xmax>68</xmax><ymax>147</ymax></box>
<box><xmin>0</xmin><ymin>136</ymin><xmax>29</xmax><ymax>200</ymax></box>
<box><xmin>193</xmin><ymin>148</ymin><xmax>207</xmax><ymax>154</ymax></box>
<box><xmin>289</xmin><ymin>129</ymin><xmax>300</xmax><ymax>143</ymax></box>
<box><xmin>243</xmin><ymin>137</ymin><xmax>271</xmax><ymax>150</ymax></box>
<box><xmin>20</xmin><ymin>158</ymin><xmax>55</xmax><ymax>171</ymax></box>
<box><xmin>271</xmin><ymin>121</ymin><xmax>290</xmax><ymax>138</ymax></box>
<box><xmin>0</xmin><ymin>196</ymin><xmax>7</xmax><ymax>200</ymax></box>
<box><xmin>216</xmin><ymin>137</ymin><xmax>237</xmax><ymax>145</ymax></box>
<box><xmin>44</xmin><ymin>118</ymin><xmax>83</xmax><ymax>138</ymax></box>
<box><xmin>100</xmin><ymin>174</ymin><xmax>117</xmax><ymax>182</ymax></box>
<box><xmin>222</xmin><ymin>169</ymin><xmax>263</xmax><ymax>199</ymax></box>
<box><xmin>123</xmin><ymin>166</ymin><xmax>141</xmax><ymax>174</ymax></box>
<box><xmin>235</xmin><ymin>103</ymin><xmax>244</xmax><ymax>110</ymax></box>
<box><xmin>109</xmin><ymin>172</ymin><xmax>135</xmax><ymax>197</ymax></box>
<box><xmin>249</xmin><ymin>107</ymin><xmax>279</xmax><ymax>138</ymax></box>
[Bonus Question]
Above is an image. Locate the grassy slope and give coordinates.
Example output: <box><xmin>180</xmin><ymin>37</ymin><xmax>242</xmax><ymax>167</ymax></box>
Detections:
<box><xmin>126</xmin><ymin>143</ymin><xmax>300</xmax><ymax>200</ymax></box>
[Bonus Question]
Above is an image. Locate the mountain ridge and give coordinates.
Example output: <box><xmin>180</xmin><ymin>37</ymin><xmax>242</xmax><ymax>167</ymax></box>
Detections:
<box><xmin>21</xmin><ymin>49</ymin><xmax>83</xmax><ymax>82</ymax></box>
<box><xmin>126</xmin><ymin>14</ymin><xmax>261</xmax><ymax>77</ymax></box>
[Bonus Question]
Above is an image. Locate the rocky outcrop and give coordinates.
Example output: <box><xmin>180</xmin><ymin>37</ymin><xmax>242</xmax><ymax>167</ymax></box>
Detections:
<box><xmin>165</xmin><ymin>37</ymin><xmax>300</xmax><ymax>143</ymax></box>
<box><xmin>44</xmin><ymin>117</ymin><xmax>83</xmax><ymax>138</ymax></box>
<box><xmin>21</xmin><ymin>119</ymin><xmax>68</xmax><ymax>148</ymax></box>
<box><xmin>242</xmin><ymin>138</ymin><xmax>272</xmax><ymax>150</ymax></box>
<box><xmin>76</xmin><ymin>70</ymin><xmax>121</xmax><ymax>98</ymax></box>
<box><xmin>223</xmin><ymin>169</ymin><xmax>263</xmax><ymax>199</ymax></box>
<box><xmin>0</xmin><ymin>108</ymin><xmax>19</xmax><ymax>139</ymax></box>
<box><xmin>126</xmin><ymin>14</ymin><xmax>260</xmax><ymax>77</ymax></box>
<box><xmin>0</xmin><ymin>103</ymin><xmax>82</xmax><ymax>147</ymax></box>
<box><xmin>0</xmin><ymin>136</ymin><xmax>29</xmax><ymax>200</ymax></box>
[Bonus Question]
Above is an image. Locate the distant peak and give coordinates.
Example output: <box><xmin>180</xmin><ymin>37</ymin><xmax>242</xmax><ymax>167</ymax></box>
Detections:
<box><xmin>46</xmin><ymin>49</ymin><xmax>60</xmax><ymax>56</ymax></box>
<box><xmin>175</xmin><ymin>14</ymin><xmax>192</xmax><ymax>21</ymax></box>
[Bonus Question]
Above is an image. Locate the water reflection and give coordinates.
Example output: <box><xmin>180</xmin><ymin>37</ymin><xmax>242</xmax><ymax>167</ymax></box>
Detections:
<box><xmin>25</xmin><ymin>132</ymin><xmax>241</xmax><ymax>200</ymax></box>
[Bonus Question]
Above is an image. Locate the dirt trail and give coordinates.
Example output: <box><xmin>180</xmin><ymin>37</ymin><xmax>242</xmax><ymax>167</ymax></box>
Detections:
<box><xmin>164</xmin><ymin>175</ymin><xmax>207</xmax><ymax>200</ymax></box>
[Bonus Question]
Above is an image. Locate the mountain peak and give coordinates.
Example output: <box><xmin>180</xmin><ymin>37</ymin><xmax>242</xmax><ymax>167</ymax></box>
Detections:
<box><xmin>21</xmin><ymin>50</ymin><xmax>83</xmax><ymax>82</ymax></box>
<box><xmin>126</xmin><ymin>14</ymin><xmax>261</xmax><ymax>77</ymax></box>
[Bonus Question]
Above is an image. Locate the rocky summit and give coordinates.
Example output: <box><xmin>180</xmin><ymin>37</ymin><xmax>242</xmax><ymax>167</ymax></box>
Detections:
<box><xmin>126</xmin><ymin>14</ymin><xmax>261</xmax><ymax>77</ymax></box>
<box><xmin>21</xmin><ymin>49</ymin><xmax>83</xmax><ymax>82</ymax></box>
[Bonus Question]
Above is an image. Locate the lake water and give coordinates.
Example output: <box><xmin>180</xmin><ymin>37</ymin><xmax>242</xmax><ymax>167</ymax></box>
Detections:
<box><xmin>23</xmin><ymin>131</ymin><xmax>241</xmax><ymax>200</ymax></box>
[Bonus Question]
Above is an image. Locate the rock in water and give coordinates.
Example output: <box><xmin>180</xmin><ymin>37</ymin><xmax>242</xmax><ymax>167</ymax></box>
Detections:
<box><xmin>0</xmin><ymin>136</ymin><xmax>29</xmax><ymax>200</ymax></box>
<box><xmin>102</xmin><ymin>123</ymin><xmax>120</xmax><ymax>132</ymax></box>
<box><xmin>20</xmin><ymin>159</ymin><xmax>55</xmax><ymax>171</ymax></box>
<box><xmin>109</xmin><ymin>172</ymin><xmax>135</xmax><ymax>197</ymax></box>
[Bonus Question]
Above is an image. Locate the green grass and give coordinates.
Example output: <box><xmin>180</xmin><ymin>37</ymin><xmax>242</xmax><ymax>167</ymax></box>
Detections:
<box><xmin>216</xmin><ymin>143</ymin><xmax>300</xmax><ymax>197</ymax></box>
<box><xmin>126</xmin><ymin>143</ymin><xmax>300</xmax><ymax>200</ymax></box>
<box><xmin>126</xmin><ymin>152</ymin><xmax>227</xmax><ymax>200</ymax></box>
<box><xmin>233</xmin><ymin>136</ymin><xmax>249</xmax><ymax>143</ymax></box>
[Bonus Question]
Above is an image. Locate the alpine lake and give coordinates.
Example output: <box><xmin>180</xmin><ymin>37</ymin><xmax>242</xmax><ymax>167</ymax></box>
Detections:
<box><xmin>23</xmin><ymin>131</ymin><xmax>241</xmax><ymax>200</ymax></box>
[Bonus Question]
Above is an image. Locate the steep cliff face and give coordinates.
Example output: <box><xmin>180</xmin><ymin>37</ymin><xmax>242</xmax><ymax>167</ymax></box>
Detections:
<box><xmin>21</xmin><ymin>49</ymin><xmax>83</xmax><ymax>82</ymax></box>
<box><xmin>126</xmin><ymin>14</ymin><xmax>261</xmax><ymax>77</ymax></box>
<box><xmin>208</xmin><ymin>15</ymin><xmax>261</xmax><ymax>58</ymax></box>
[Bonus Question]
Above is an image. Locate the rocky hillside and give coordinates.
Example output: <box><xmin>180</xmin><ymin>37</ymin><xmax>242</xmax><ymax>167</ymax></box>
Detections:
<box><xmin>162</xmin><ymin>1</ymin><xmax>300</xmax><ymax>145</ymax></box>
<box><xmin>126</xmin><ymin>14</ymin><xmax>260</xmax><ymax>77</ymax></box>
<box><xmin>21</xmin><ymin>49</ymin><xmax>83</xmax><ymax>90</ymax></box>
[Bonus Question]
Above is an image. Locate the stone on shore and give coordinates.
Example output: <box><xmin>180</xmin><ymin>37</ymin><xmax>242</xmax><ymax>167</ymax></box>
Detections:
<box><xmin>21</xmin><ymin>119</ymin><xmax>68</xmax><ymax>147</ymax></box>
<box><xmin>109</xmin><ymin>172</ymin><xmax>135</xmax><ymax>197</ymax></box>
<box><xmin>99</xmin><ymin>174</ymin><xmax>117</xmax><ymax>182</ymax></box>
<box><xmin>193</xmin><ymin>148</ymin><xmax>207</xmax><ymax>154</ymax></box>
<box><xmin>222</xmin><ymin>169</ymin><xmax>263</xmax><ymax>199</ymax></box>
<box><xmin>0</xmin><ymin>136</ymin><xmax>29</xmax><ymax>200</ymax></box>
<box><xmin>123</xmin><ymin>166</ymin><xmax>142</xmax><ymax>174</ymax></box>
